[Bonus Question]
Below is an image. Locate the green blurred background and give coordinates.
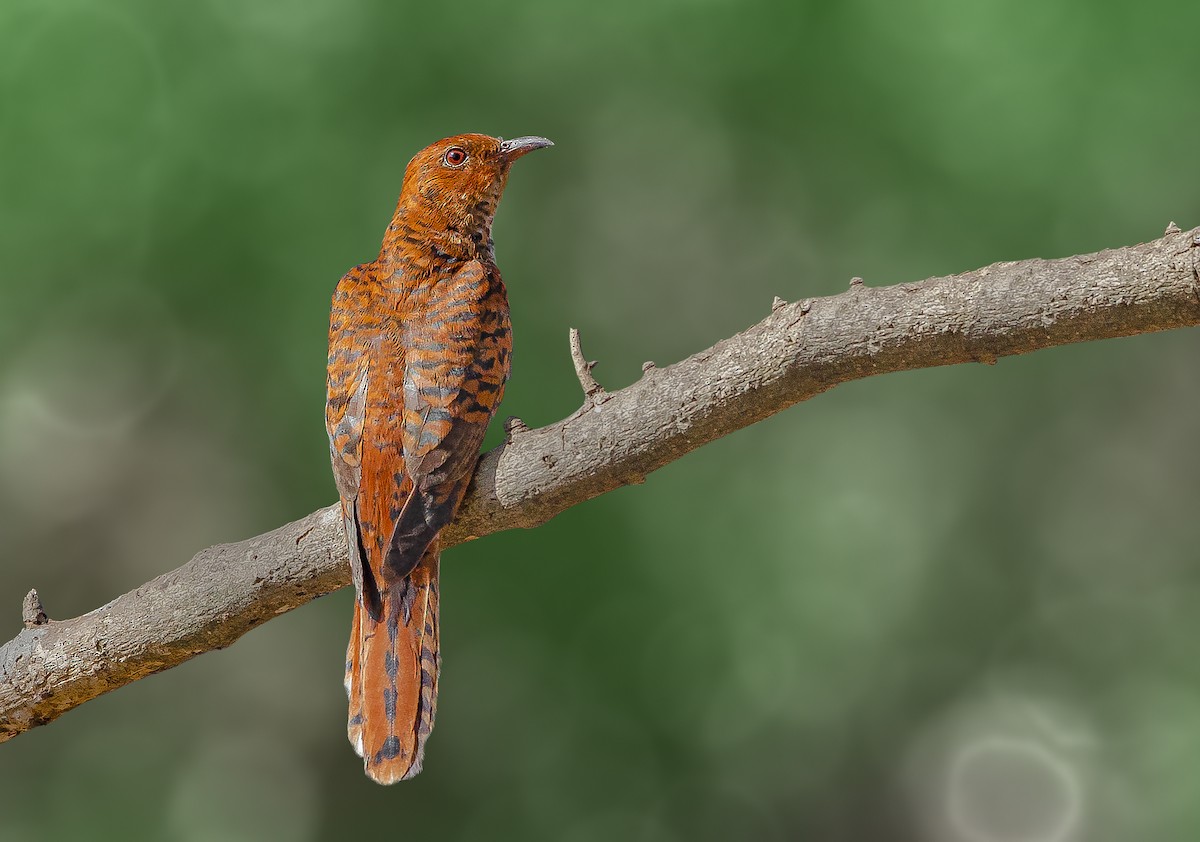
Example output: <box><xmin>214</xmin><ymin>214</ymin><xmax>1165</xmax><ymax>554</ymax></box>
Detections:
<box><xmin>2</xmin><ymin>0</ymin><xmax>1199</xmax><ymax>839</ymax></box>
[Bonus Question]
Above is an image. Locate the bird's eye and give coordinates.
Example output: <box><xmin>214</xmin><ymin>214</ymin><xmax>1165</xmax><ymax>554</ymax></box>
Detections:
<box><xmin>443</xmin><ymin>147</ymin><xmax>467</xmax><ymax>167</ymax></box>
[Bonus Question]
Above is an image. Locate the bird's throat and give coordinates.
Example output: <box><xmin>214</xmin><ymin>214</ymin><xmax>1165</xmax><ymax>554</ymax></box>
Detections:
<box><xmin>379</xmin><ymin>200</ymin><xmax>495</xmax><ymax>278</ymax></box>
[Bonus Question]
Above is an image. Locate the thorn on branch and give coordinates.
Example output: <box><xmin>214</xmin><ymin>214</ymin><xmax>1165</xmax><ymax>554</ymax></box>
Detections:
<box><xmin>1165</xmin><ymin>221</ymin><xmax>1182</xmax><ymax>235</ymax></box>
<box><xmin>771</xmin><ymin>296</ymin><xmax>787</xmax><ymax>312</ymax></box>
<box><xmin>503</xmin><ymin>415</ymin><xmax>530</xmax><ymax>444</ymax></box>
<box><xmin>22</xmin><ymin>589</ymin><xmax>48</xmax><ymax>629</ymax></box>
<box><xmin>569</xmin><ymin>328</ymin><xmax>608</xmax><ymax>405</ymax></box>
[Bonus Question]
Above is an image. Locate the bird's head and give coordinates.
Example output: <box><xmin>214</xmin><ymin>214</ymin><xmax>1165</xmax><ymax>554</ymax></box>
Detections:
<box><xmin>398</xmin><ymin>133</ymin><xmax>553</xmax><ymax>238</ymax></box>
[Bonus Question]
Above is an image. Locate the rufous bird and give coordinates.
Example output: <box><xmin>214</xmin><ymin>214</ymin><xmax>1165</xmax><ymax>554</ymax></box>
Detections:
<box><xmin>325</xmin><ymin>133</ymin><xmax>552</xmax><ymax>783</ymax></box>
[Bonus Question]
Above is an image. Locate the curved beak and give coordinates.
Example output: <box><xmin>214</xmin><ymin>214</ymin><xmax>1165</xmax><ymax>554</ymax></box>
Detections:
<box><xmin>500</xmin><ymin>136</ymin><xmax>554</xmax><ymax>162</ymax></box>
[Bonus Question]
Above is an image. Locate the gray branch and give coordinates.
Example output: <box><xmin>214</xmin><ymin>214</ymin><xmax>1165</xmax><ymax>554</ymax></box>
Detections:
<box><xmin>3</xmin><ymin>227</ymin><xmax>1199</xmax><ymax>743</ymax></box>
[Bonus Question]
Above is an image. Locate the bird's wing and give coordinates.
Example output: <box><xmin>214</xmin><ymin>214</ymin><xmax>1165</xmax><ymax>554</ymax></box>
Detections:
<box><xmin>384</xmin><ymin>259</ymin><xmax>509</xmax><ymax>580</ymax></box>
<box><xmin>325</xmin><ymin>264</ymin><xmax>378</xmax><ymax>607</ymax></box>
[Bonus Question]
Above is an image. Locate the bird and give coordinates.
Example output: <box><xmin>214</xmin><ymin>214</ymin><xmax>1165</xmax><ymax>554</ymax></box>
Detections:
<box><xmin>325</xmin><ymin>133</ymin><xmax>552</xmax><ymax>783</ymax></box>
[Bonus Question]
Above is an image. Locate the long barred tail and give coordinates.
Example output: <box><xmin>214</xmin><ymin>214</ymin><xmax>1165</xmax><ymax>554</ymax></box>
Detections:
<box><xmin>345</xmin><ymin>549</ymin><xmax>440</xmax><ymax>784</ymax></box>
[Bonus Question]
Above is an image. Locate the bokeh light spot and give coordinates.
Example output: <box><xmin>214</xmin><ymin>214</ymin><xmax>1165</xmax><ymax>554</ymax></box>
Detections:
<box><xmin>947</xmin><ymin>736</ymin><xmax>1082</xmax><ymax>842</ymax></box>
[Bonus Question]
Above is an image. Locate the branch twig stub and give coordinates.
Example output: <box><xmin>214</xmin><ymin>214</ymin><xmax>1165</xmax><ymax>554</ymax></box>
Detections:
<box><xmin>569</xmin><ymin>327</ymin><xmax>607</xmax><ymax>404</ymax></box>
<box><xmin>21</xmin><ymin>589</ymin><xmax>48</xmax><ymax>629</ymax></box>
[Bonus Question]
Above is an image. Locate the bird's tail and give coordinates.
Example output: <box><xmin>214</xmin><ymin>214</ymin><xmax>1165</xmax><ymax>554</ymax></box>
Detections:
<box><xmin>345</xmin><ymin>547</ymin><xmax>440</xmax><ymax>784</ymax></box>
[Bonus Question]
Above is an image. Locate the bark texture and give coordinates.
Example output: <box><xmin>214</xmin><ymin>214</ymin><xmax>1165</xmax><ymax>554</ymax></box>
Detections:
<box><xmin>3</xmin><ymin>227</ymin><xmax>1199</xmax><ymax>743</ymax></box>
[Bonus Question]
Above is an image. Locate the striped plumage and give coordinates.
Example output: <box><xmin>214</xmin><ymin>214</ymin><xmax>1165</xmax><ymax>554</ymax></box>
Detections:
<box><xmin>325</xmin><ymin>133</ymin><xmax>551</xmax><ymax>783</ymax></box>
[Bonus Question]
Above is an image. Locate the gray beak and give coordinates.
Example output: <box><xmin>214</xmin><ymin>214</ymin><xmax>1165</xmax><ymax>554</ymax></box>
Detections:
<box><xmin>500</xmin><ymin>136</ymin><xmax>554</xmax><ymax>161</ymax></box>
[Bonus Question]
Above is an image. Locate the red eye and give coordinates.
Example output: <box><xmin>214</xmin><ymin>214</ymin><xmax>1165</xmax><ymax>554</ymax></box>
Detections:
<box><xmin>443</xmin><ymin>147</ymin><xmax>467</xmax><ymax>167</ymax></box>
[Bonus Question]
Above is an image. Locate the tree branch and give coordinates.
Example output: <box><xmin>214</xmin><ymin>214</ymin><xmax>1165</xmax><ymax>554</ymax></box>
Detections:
<box><xmin>3</xmin><ymin>227</ymin><xmax>1199</xmax><ymax>742</ymax></box>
